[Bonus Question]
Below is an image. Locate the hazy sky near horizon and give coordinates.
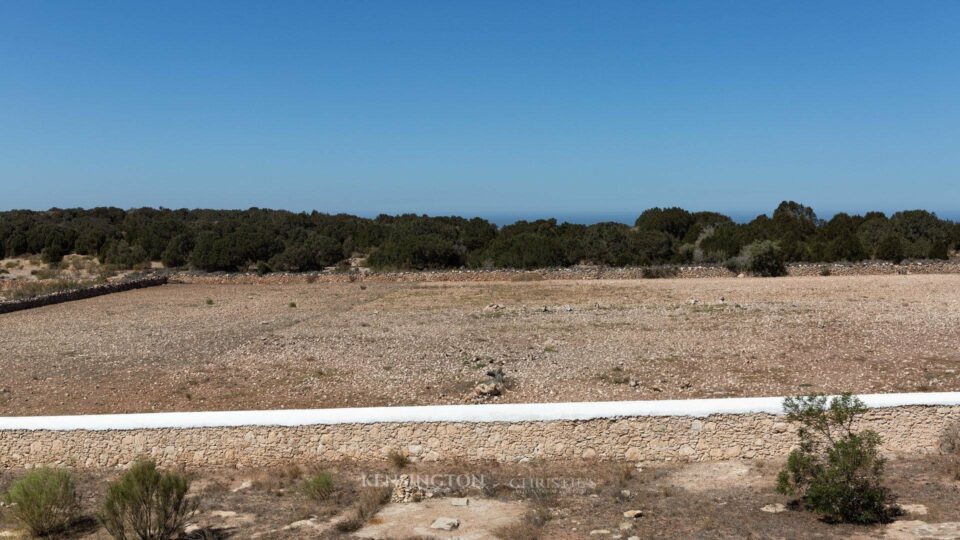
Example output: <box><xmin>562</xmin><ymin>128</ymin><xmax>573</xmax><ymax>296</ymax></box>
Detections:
<box><xmin>2</xmin><ymin>1</ymin><xmax>959</xmax><ymax>219</ymax></box>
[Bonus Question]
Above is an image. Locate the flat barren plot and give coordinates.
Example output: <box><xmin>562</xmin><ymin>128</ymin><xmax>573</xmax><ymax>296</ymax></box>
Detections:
<box><xmin>1</xmin><ymin>274</ymin><xmax>959</xmax><ymax>415</ymax></box>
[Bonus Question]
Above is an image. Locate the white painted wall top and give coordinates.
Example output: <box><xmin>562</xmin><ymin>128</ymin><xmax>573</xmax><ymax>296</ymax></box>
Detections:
<box><xmin>1</xmin><ymin>392</ymin><xmax>958</xmax><ymax>431</ymax></box>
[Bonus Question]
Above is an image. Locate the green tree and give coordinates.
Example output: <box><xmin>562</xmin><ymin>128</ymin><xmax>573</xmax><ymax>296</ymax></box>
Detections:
<box><xmin>160</xmin><ymin>234</ymin><xmax>193</xmax><ymax>268</ymax></box>
<box><xmin>857</xmin><ymin>216</ymin><xmax>893</xmax><ymax>259</ymax></box>
<box><xmin>875</xmin><ymin>234</ymin><xmax>906</xmax><ymax>263</ymax></box>
<box><xmin>635</xmin><ymin>207</ymin><xmax>696</xmax><ymax>240</ymax></box>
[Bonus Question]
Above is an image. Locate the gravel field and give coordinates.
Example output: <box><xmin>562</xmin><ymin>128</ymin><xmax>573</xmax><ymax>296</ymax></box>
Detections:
<box><xmin>1</xmin><ymin>274</ymin><xmax>959</xmax><ymax>415</ymax></box>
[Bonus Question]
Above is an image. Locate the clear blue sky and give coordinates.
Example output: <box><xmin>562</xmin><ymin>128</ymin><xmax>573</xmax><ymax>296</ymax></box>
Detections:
<box><xmin>2</xmin><ymin>1</ymin><xmax>959</xmax><ymax>221</ymax></box>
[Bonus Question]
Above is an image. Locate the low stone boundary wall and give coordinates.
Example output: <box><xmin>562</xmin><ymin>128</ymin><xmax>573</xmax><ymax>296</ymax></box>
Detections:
<box><xmin>172</xmin><ymin>259</ymin><xmax>960</xmax><ymax>285</ymax></box>
<box><xmin>1</xmin><ymin>394</ymin><xmax>957</xmax><ymax>469</ymax></box>
<box><xmin>0</xmin><ymin>276</ymin><xmax>168</xmax><ymax>315</ymax></box>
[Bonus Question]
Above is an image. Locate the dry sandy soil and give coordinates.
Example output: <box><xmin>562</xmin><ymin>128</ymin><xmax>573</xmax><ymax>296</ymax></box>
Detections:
<box><xmin>1</xmin><ymin>274</ymin><xmax>959</xmax><ymax>415</ymax></box>
<box><xmin>1</xmin><ymin>457</ymin><xmax>958</xmax><ymax>539</ymax></box>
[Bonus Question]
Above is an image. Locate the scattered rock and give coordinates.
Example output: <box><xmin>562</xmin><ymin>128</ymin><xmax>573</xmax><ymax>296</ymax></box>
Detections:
<box><xmin>623</xmin><ymin>510</ymin><xmax>643</xmax><ymax>519</ymax></box>
<box><xmin>589</xmin><ymin>530</ymin><xmax>611</xmax><ymax>536</ymax></box>
<box><xmin>430</xmin><ymin>517</ymin><xmax>460</xmax><ymax>531</ymax></box>
<box><xmin>209</xmin><ymin>510</ymin><xmax>238</xmax><ymax>518</ymax></box>
<box><xmin>473</xmin><ymin>382</ymin><xmax>503</xmax><ymax>398</ymax></box>
<box><xmin>391</xmin><ymin>474</ymin><xmax>424</xmax><ymax>503</ymax></box>
<box><xmin>884</xmin><ymin>520</ymin><xmax>960</xmax><ymax>539</ymax></box>
<box><xmin>761</xmin><ymin>503</ymin><xmax>786</xmax><ymax>513</ymax></box>
<box><xmin>230</xmin><ymin>480</ymin><xmax>252</xmax><ymax>493</ymax></box>
<box><xmin>450</xmin><ymin>497</ymin><xmax>470</xmax><ymax>507</ymax></box>
<box><xmin>283</xmin><ymin>517</ymin><xmax>321</xmax><ymax>530</ymax></box>
<box><xmin>901</xmin><ymin>504</ymin><xmax>929</xmax><ymax>516</ymax></box>
<box><xmin>486</xmin><ymin>366</ymin><xmax>505</xmax><ymax>382</ymax></box>
<box><xmin>619</xmin><ymin>520</ymin><xmax>634</xmax><ymax>530</ymax></box>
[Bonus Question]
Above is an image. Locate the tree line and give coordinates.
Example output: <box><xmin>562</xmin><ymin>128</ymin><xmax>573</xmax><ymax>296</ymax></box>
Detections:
<box><xmin>0</xmin><ymin>202</ymin><xmax>957</xmax><ymax>273</ymax></box>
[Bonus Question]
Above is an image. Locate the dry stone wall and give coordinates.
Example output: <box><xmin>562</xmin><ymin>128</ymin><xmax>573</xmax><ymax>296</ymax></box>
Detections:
<box><xmin>173</xmin><ymin>259</ymin><xmax>960</xmax><ymax>285</ymax></box>
<box><xmin>0</xmin><ymin>276</ymin><xmax>168</xmax><ymax>315</ymax></box>
<box><xmin>1</xmin><ymin>405</ymin><xmax>956</xmax><ymax>470</ymax></box>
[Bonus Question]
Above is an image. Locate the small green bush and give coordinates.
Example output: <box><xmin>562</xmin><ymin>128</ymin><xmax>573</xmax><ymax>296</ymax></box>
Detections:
<box><xmin>4</xmin><ymin>467</ymin><xmax>79</xmax><ymax>537</ymax></box>
<box><xmin>776</xmin><ymin>394</ymin><xmax>897</xmax><ymax>524</ymax></box>
<box><xmin>299</xmin><ymin>472</ymin><xmax>335</xmax><ymax>502</ymax></box>
<box><xmin>98</xmin><ymin>459</ymin><xmax>198</xmax><ymax>540</ymax></box>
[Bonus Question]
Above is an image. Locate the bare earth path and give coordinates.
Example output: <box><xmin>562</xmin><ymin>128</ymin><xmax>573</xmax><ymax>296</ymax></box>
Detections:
<box><xmin>1</xmin><ymin>274</ymin><xmax>959</xmax><ymax>415</ymax></box>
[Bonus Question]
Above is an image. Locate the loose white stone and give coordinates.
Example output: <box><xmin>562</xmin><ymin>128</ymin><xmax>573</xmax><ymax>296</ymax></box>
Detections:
<box><xmin>430</xmin><ymin>517</ymin><xmax>460</xmax><ymax>531</ymax></box>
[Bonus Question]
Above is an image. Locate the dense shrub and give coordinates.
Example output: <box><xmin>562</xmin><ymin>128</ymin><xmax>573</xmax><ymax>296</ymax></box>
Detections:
<box><xmin>482</xmin><ymin>232</ymin><xmax>567</xmax><ymax>269</ymax></box>
<box><xmin>102</xmin><ymin>240</ymin><xmax>150</xmax><ymax>269</ymax></box>
<box><xmin>776</xmin><ymin>394</ymin><xmax>897</xmax><ymax>524</ymax></box>
<box><xmin>160</xmin><ymin>234</ymin><xmax>193</xmax><ymax>268</ymax></box>
<box><xmin>875</xmin><ymin>234</ymin><xmax>906</xmax><ymax>263</ymax></box>
<box><xmin>99</xmin><ymin>459</ymin><xmax>198</xmax><ymax>540</ymax></box>
<box><xmin>189</xmin><ymin>231</ymin><xmax>241</xmax><ymax>271</ymax></box>
<box><xmin>4</xmin><ymin>467</ymin><xmax>79</xmax><ymax>537</ymax></box>
<box><xmin>268</xmin><ymin>233</ymin><xmax>342</xmax><ymax>271</ymax></box>
<box><xmin>929</xmin><ymin>241</ymin><xmax>950</xmax><ymax>260</ymax></box>
<box><xmin>366</xmin><ymin>233</ymin><xmax>462</xmax><ymax>270</ymax></box>
<box><xmin>736</xmin><ymin>240</ymin><xmax>787</xmax><ymax>277</ymax></box>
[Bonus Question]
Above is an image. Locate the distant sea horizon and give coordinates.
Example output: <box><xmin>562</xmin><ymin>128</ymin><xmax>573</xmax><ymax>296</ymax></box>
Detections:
<box><xmin>5</xmin><ymin>207</ymin><xmax>958</xmax><ymax>227</ymax></box>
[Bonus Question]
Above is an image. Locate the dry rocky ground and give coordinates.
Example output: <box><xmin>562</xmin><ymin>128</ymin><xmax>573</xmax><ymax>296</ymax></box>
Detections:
<box><xmin>1</xmin><ymin>274</ymin><xmax>960</xmax><ymax>415</ymax></box>
<box><xmin>1</xmin><ymin>457</ymin><xmax>959</xmax><ymax>539</ymax></box>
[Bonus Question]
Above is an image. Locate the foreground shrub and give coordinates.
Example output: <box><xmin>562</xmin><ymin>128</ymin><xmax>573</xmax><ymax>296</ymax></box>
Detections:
<box><xmin>776</xmin><ymin>394</ymin><xmax>897</xmax><ymax>524</ymax></box>
<box><xmin>387</xmin><ymin>449</ymin><xmax>410</xmax><ymax>470</ymax></box>
<box><xmin>299</xmin><ymin>472</ymin><xmax>336</xmax><ymax>502</ymax></box>
<box><xmin>99</xmin><ymin>459</ymin><xmax>198</xmax><ymax>540</ymax></box>
<box><xmin>941</xmin><ymin>422</ymin><xmax>960</xmax><ymax>480</ymax></box>
<box><xmin>4</xmin><ymin>467</ymin><xmax>79</xmax><ymax>537</ymax></box>
<box><xmin>334</xmin><ymin>487</ymin><xmax>390</xmax><ymax>532</ymax></box>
